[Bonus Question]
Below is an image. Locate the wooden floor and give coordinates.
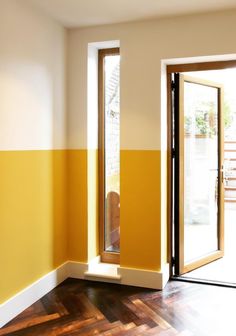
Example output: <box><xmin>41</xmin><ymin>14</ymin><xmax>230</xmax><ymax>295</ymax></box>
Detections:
<box><xmin>1</xmin><ymin>278</ymin><xmax>236</xmax><ymax>336</ymax></box>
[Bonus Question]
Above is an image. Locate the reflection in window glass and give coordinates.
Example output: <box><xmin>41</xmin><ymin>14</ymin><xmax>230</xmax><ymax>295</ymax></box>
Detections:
<box><xmin>184</xmin><ymin>82</ymin><xmax>218</xmax><ymax>263</ymax></box>
<box><xmin>104</xmin><ymin>55</ymin><xmax>120</xmax><ymax>252</ymax></box>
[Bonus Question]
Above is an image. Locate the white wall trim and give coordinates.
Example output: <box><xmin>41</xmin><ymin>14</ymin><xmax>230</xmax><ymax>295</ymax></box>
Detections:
<box><xmin>68</xmin><ymin>261</ymin><xmax>170</xmax><ymax>290</ymax></box>
<box><xmin>86</xmin><ymin>258</ymin><xmax>121</xmax><ymax>281</ymax></box>
<box><xmin>67</xmin><ymin>261</ymin><xmax>88</xmax><ymax>279</ymax></box>
<box><xmin>0</xmin><ymin>263</ymin><xmax>68</xmax><ymax>328</ymax></box>
<box><xmin>118</xmin><ymin>264</ymin><xmax>170</xmax><ymax>290</ymax></box>
<box><xmin>0</xmin><ymin>261</ymin><xmax>169</xmax><ymax>328</ymax></box>
<box><xmin>88</xmin><ymin>255</ymin><xmax>101</xmax><ymax>266</ymax></box>
<box><xmin>69</xmin><ymin>261</ymin><xmax>169</xmax><ymax>289</ymax></box>
<box><xmin>161</xmin><ymin>263</ymin><xmax>171</xmax><ymax>288</ymax></box>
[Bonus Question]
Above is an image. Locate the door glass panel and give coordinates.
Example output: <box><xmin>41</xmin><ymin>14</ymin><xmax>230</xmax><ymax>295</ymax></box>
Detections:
<box><xmin>184</xmin><ymin>81</ymin><xmax>218</xmax><ymax>264</ymax></box>
<box><xmin>104</xmin><ymin>54</ymin><xmax>120</xmax><ymax>252</ymax></box>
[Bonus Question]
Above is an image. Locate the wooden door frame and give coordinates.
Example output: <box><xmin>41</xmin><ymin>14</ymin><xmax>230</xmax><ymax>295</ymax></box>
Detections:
<box><xmin>167</xmin><ymin>60</ymin><xmax>236</xmax><ymax>277</ymax></box>
<box><xmin>98</xmin><ymin>47</ymin><xmax>120</xmax><ymax>264</ymax></box>
<box><xmin>178</xmin><ymin>74</ymin><xmax>224</xmax><ymax>274</ymax></box>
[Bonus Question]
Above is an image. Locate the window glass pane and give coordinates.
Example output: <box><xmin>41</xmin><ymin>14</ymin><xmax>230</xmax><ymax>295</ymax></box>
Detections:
<box><xmin>104</xmin><ymin>54</ymin><xmax>120</xmax><ymax>252</ymax></box>
<box><xmin>184</xmin><ymin>81</ymin><xmax>219</xmax><ymax>263</ymax></box>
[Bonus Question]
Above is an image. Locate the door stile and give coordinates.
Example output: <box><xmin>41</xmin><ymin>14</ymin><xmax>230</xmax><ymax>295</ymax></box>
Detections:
<box><xmin>175</xmin><ymin>75</ymin><xmax>225</xmax><ymax>275</ymax></box>
<box><xmin>218</xmin><ymin>87</ymin><xmax>225</xmax><ymax>253</ymax></box>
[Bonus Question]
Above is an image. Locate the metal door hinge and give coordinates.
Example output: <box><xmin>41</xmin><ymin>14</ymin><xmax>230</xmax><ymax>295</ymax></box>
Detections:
<box><xmin>171</xmin><ymin>80</ymin><xmax>176</xmax><ymax>91</ymax></box>
<box><xmin>172</xmin><ymin>148</ymin><xmax>175</xmax><ymax>158</ymax></box>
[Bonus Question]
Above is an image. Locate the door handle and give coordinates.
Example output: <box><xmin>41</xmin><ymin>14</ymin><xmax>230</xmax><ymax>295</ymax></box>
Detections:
<box><xmin>209</xmin><ymin>167</ymin><xmax>225</xmax><ymax>183</ymax></box>
<box><xmin>220</xmin><ymin>165</ymin><xmax>226</xmax><ymax>184</ymax></box>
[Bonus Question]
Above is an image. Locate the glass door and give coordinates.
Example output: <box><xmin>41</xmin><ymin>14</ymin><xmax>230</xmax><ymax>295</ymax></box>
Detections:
<box><xmin>175</xmin><ymin>74</ymin><xmax>224</xmax><ymax>275</ymax></box>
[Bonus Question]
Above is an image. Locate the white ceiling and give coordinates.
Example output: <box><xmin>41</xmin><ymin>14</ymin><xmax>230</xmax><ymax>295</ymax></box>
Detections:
<box><xmin>27</xmin><ymin>0</ymin><xmax>236</xmax><ymax>28</ymax></box>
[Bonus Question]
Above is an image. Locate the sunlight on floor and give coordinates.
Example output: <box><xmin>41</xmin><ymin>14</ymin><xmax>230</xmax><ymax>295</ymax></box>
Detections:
<box><xmin>184</xmin><ymin>204</ymin><xmax>236</xmax><ymax>283</ymax></box>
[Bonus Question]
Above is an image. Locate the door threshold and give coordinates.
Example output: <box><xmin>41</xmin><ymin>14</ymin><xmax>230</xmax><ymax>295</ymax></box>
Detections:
<box><xmin>171</xmin><ymin>275</ymin><xmax>236</xmax><ymax>288</ymax></box>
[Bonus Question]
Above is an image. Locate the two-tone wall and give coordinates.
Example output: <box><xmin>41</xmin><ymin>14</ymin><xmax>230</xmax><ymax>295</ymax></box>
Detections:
<box><xmin>67</xmin><ymin>9</ymin><xmax>236</xmax><ymax>275</ymax></box>
<box><xmin>0</xmin><ymin>0</ymin><xmax>67</xmax><ymax>303</ymax></box>
<box><xmin>2</xmin><ymin>0</ymin><xmax>236</xmax><ymax>325</ymax></box>
<box><xmin>67</xmin><ymin>28</ymin><xmax>164</xmax><ymax>275</ymax></box>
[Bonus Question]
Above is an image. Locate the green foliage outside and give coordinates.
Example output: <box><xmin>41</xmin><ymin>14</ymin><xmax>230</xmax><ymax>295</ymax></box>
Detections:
<box><xmin>224</xmin><ymin>100</ymin><xmax>232</xmax><ymax>130</ymax></box>
<box><xmin>184</xmin><ymin>100</ymin><xmax>232</xmax><ymax>136</ymax></box>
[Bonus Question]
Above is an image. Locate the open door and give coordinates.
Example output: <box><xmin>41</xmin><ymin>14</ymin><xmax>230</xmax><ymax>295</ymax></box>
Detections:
<box><xmin>174</xmin><ymin>74</ymin><xmax>225</xmax><ymax>275</ymax></box>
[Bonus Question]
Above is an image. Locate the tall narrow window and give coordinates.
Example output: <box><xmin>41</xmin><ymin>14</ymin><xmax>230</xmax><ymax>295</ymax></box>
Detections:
<box><xmin>99</xmin><ymin>48</ymin><xmax>120</xmax><ymax>263</ymax></box>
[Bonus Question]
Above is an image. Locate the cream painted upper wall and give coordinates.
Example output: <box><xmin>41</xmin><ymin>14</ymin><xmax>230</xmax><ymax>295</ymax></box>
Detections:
<box><xmin>68</xmin><ymin>10</ymin><xmax>236</xmax><ymax>150</ymax></box>
<box><xmin>0</xmin><ymin>0</ymin><xmax>66</xmax><ymax>150</ymax></box>
<box><xmin>25</xmin><ymin>0</ymin><xmax>236</xmax><ymax>28</ymax></box>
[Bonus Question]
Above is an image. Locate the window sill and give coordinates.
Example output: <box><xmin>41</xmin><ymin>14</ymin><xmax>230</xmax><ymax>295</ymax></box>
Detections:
<box><xmin>85</xmin><ymin>261</ymin><xmax>121</xmax><ymax>280</ymax></box>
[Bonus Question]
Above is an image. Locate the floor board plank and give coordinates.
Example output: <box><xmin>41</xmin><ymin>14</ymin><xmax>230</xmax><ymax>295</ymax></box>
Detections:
<box><xmin>1</xmin><ymin>278</ymin><xmax>236</xmax><ymax>335</ymax></box>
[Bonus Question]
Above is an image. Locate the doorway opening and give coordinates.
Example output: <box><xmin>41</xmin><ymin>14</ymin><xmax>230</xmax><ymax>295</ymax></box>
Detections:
<box><xmin>169</xmin><ymin>61</ymin><xmax>236</xmax><ymax>284</ymax></box>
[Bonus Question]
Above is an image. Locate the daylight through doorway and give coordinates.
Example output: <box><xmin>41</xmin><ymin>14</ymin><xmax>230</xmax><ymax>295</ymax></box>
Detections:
<box><xmin>171</xmin><ymin>65</ymin><xmax>236</xmax><ymax>284</ymax></box>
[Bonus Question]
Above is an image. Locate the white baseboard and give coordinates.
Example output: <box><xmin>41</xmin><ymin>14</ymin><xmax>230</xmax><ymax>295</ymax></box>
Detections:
<box><xmin>68</xmin><ymin>259</ymin><xmax>121</xmax><ymax>283</ymax></box>
<box><xmin>68</xmin><ymin>260</ymin><xmax>169</xmax><ymax>290</ymax></box>
<box><xmin>85</xmin><ymin>260</ymin><xmax>121</xmax><ymax>281</ymax></box>
<box><xmin>67</xmin><ymin>261</ymin><xmax>88</xmax><ymax>279</ymax></box>
<box><xmin>118</xmin><ymin>264</ymin><xmax>170</xmax><ymax>290</ymax></box>
<box><xmin>0</xmin><ymin>261</ymin><xmax>170</xmax><ymax>328</ymax></box>
<box><xmin>0</xmin><ymin>263</ymin><xmax>68</xmax><ymax>328</ymax></box>
<box><xmin>162</xmin><ymin>263</ymin><xmax>171</xmax><ymax>288</ymax></box>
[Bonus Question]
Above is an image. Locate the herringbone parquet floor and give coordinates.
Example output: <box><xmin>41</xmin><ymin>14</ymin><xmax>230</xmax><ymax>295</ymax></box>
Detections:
<box><xmin>1</xmin><ymin>278</ymin><xmax>236</xmax><ymax>335</ymax></box>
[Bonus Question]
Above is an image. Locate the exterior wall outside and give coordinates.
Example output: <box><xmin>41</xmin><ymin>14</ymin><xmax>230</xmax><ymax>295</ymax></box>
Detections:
<box><xmin>106</xmin><ymin>113</ymin><xmax>120</xmax><ymax>178</ymax></box>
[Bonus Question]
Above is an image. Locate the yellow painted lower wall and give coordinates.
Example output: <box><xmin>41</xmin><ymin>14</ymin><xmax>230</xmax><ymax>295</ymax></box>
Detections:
<box><xmin>67</xmin><ymin>150</ymin><xmax>88</xmax><ymax>262</ymax></box>
<box><xmin>87</xmin><ymin>149</ymin><xmax>99</xmax><ymax>261</ymax></box>
<box><xmin>0</xmin><ymin>150</ymin><xmax>67</xmax><ymax>304</ymax></box>
<box><xmin>67</xmin><ymin>149</ymin><xmax>99</xmax><ymax>263</ymax></box>
<box><xmin>1</xmin><ymin>148</ymin><xmax>165</xmax><ymax>304</ymax></box>
<box><xmin>67</xmin><ymin>149</ymin><xmax>163</xmax><ymax>271</ymax></box>
<box><xmin>120</xmin><ymin>150</ymin><xmax>162</xmax><ymax>271</ymax></box>
<box><xmin>161</xmin><ymin>150</ymin><xmax>168</xmax><ymax>267</ymax></box>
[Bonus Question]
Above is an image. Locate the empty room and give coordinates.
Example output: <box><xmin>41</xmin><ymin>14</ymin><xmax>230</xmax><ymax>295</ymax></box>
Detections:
<box><xmin>1</xmin><ymin>0</ymin><xmax>236</xmax><ymax>335</ymax></box>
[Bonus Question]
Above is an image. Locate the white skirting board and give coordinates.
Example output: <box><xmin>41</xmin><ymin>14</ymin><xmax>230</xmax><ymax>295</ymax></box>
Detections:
<box><xmin>67</xmin><ymin>261</ymin><xmax>88</xmax><ymax>279</ymax></box>
<box><xmin>0</xmin><ymin>261</ymin><xmax>169</xmax><ymax>328</ymax></box>
<box><xmin>0</xmin><ymin>263</ymin><xmax>69</xmax><ymax>328</ymax></box>
<box><xmin>118</xmin><ymin>264</ymin><xmax>170</xmax><ymax>290</ymax></box>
